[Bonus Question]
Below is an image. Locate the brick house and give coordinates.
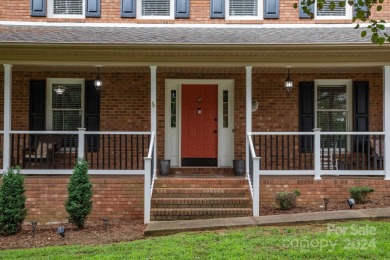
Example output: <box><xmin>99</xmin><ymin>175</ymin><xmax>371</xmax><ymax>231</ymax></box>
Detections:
<box><xmin>1</xmin><ymin>0</ymin><xmax>390</xmax><ymax>223</ymax></box>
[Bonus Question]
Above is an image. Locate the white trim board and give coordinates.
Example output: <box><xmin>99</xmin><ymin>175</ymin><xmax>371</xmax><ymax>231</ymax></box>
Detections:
<box><xmin>165</xmin><ymin>79</ymin><xmax>234</xmax><ymax>167</ymax></box>
<box><xmin>0</xmin><ymin>21</ymin><xmax>368</xmax><ymax>29</ymax></box>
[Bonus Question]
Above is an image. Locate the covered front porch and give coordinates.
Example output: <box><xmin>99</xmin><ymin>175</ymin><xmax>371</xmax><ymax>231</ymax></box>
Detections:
<box><xmin>2</xmin><ymin>26</ymin><xmax>390</xmax><ymax>222</ymax></box>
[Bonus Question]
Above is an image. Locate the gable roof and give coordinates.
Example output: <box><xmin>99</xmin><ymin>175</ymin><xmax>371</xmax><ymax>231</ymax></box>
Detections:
<box><xmin>0</xmin><ymin>24</ymin><xmax>372</xmax><ymax>45</ymax></box>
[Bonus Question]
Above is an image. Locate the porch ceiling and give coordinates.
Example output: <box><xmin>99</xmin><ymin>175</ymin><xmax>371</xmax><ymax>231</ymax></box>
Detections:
<box><xmin>10</xmin><ymin>65</ymin><xmax>382</xmax><ymax>74</ymax></box>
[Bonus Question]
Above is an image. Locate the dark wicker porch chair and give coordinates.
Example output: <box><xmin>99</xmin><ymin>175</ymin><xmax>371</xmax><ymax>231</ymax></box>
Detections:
<box><xmin>23</xmin><ymin>135</ymin><xmax>61</xmax><ymax>169</ymax></box>
<box><xmin>370</xmin><ymin>137</ymin><xmax>384</xmax><ymax>170</ymax></box>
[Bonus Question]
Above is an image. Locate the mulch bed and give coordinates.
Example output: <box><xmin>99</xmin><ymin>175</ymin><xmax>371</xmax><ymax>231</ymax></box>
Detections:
<box><xmin>1</xmin><ymin>196</ymin><xmax>390</xmax><ymax>250</ymax></box>
<box><xmin>261</xmin><ymin>196</ymin><xmax>390</xmax><ymax>215</ymax></box>
<box><xmin>0</xmin><ymin>220</ymin><xmax>145</xmax><ymax>250</ymax></box>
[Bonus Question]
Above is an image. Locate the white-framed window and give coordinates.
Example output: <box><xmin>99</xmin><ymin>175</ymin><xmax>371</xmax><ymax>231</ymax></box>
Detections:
<box><xmin>315</xmin><ymin>79</ymin><xmax>352</xmax><ymax>149</ymax></box>
<box><xmin>137</xmin><ymin>0</ymin><xmax>174</xmax><ymax>19</ymax></box>
<box><xmin>46</xmin><ymin>78</ymin><xmax>85</xmax><ymax>131</ymax></box>
<box><xmin>315</xmin><ymin>0</ymin><xmax>352</xmax><ymax>19</ymax></box>
<box><xmin>226</xmin><ymin>0</ymin><xmax>262</xmax><ymax>20</ymax></box>
<box><xmin>315</xmin><ymin>79</ymin><xmax>352</xmax><ymax>132</ymax></box>
<box><xmin>48</xmin><ymin>0</ymin><xmax>85</xmax><ymax>18</ymax></box>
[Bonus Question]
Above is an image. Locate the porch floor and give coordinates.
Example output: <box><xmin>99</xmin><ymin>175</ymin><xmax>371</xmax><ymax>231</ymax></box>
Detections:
<box><xmin>163</xmin><ymin>167</ymin><xmax>240</xmax><ymax>177</ymax></box>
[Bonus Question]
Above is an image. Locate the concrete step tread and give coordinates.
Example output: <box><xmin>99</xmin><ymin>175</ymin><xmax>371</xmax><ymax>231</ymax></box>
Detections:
<box><xmin>151</xmin><ymin>208</ymin><xmax>252</xmax><ymax>215</ymax></box>
<box><xmin>156</xmin><ymin>178</ymin><xmax>246</xmax><ymax>181</ymax></box>
<box><xmin>152</xmin><ymin>207</ymin><xmax>252</xmax><ymax>210</ymax></box>
<box><xmin>154</xmin><ymin>180</ymin><xmax>248</xmax><ymax>188</ymax></box>
<box><xmin>152</xmin><ymin>197</ymin><xmax>251</xmax><ymax>201</ymax></box>
<box><xmin>151</xmin><ymin>197</ymin><xmax>252</xmax><ymax>207</ymax></box>
<box><xmin>153</xmin><ymin>187</ymin><xmax>248</xmax><ymax>192</ymax></box>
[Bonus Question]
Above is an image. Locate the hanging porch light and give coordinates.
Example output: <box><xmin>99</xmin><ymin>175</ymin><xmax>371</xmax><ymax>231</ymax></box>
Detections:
<box><xmin>284</xmin><ymin>68</ymin><xmax>293</xmax><ymax>92</ymax></box>
<box><xmin>94</xmin><ymin>67</ymin><xmax>103</xmax><ymax>93</ymax></box>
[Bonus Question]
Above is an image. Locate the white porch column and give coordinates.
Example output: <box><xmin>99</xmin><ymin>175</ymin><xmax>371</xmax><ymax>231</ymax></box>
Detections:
<box><xmin>3</xmin><ymin>64</ymin><xmax>12</xmax><ymax>171</ymax></box>
<box><xmin>77</xmin><ymin>128</ymin><xmax>86</xmax><ymax>160</ymax></box>
<box><xmin>383</xmin><ymin>66</ymin><xmax>390</xmax><ymax>180</ymax></box>
<box><xmin>313</xmin><ymin>128</ymin><xmax>322</xmax><ymax>180</ymax></box>
<box><xmin>150</xmin><ymin>66</ymin><xmax>157</xmax><ymax>175</ymax></box>
<box><xmin>245</xmin><ymin>66</ymin><xmax>253</xmax><ymax>176</ymax></box>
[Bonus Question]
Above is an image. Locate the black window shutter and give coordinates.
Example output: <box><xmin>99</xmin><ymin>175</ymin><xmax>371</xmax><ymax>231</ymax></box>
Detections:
<box><xmin>85</xmin><ymin>80</ymin><xmax>100</xmax><ymax>152</ymax></box>
<box><xmin>29</xmin><ymin>80</ymin><xmax>46</xmax><ymax>131</ymax></box>
<box><xmin>30</xmin><ymin>0</ymin><xmax>46</xmax><ymax>17</ymax></box>
<box><xmin>121</xmin><ymin>0</ymin><xmax>136</xmax><ymax>18</ymax></box>
<box><xmin>264</xmin><ymin>0</ymin><xmax>279</xmax><ymax>19</ymax></box>
<box><xmin>210</xmin><ymin>0</ymin><xmax>225</xmax><ymax>19</ymax></box>
<box><xmin>353</xmin><ymin>81</ymin><xmax>369</xmax><ymax>152</ymax></box>
<box><xmin>175</xmin><ymin>0</ymin><xmax>190</xmax><ymax>19</ymax></box>
<box><xmin>299</xmin><ymin>81</ymin><xmax>315</xmax><ymax>152</ymax></box>
<box><xmin>86</xmin><ymin>0</ymin><xmax>101</xmax><ymax>18</ymax></box>
<box><xmin>299</xmin><ymin>2</ymin><xmax>314</xmax><ymax>19</ymax></box>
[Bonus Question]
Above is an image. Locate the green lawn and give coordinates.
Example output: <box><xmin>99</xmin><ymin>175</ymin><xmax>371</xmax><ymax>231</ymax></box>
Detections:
<box><xmin>1</xmin><ymin>220</ymin><xmax>389</xmax><ymax>259</ymax></box>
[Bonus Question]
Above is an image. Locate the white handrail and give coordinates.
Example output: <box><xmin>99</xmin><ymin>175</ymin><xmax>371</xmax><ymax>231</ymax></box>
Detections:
<box><xmin>247</xmin><ymin>133</ymin><xmax>257</xmax><ymax>158</ymax></box>
<box><xmin>147</xmin><ymin>132</ymin><xmax>155</xmax><ymax>158</ymax></box>
<box><xmin>144</xmin><ymin>131</ymin><xmax>156</xmax><ymax>224</ymax></box>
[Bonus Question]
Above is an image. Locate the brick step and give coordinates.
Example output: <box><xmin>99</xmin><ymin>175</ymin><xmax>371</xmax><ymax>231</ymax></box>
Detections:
<box><xmin>152</xmin><ymin>188</ymin><xmax>249</xmax><ymax>198</ymax></box>
<box><xmin>154</xmin><ymin>178</ymin><xmax>247</xmax><ymax>188</ymax></box>
<box><xmin>151</xmin><ymin>197</ymin><xmax>252</xmax><ymax>208</ymax></box>
<box><xmin>151</xmin><ymin>208</ymin><xmax>252</xmax><ymax>221</ymax></box>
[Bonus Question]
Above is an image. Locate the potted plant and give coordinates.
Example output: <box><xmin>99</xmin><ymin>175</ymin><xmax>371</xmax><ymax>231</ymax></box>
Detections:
<box><xmin>233</xmin><ymin>159</ymin><xmax>245</xmax><ymax>176</ymax></box>
<box><xmin>158</xmin><ymin>159</ymin><xmax>171</xmax><ymax>176</ymax></box>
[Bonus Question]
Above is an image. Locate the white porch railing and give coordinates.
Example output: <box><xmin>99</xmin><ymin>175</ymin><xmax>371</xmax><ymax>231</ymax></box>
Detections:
<box><xmin>7</xmin><ymin>130</ymin><xmax>153</xmax><ymax>174</ymax></box>
<box><xmin>2</xmin><ymin>129</ymin><xmax>156</xmax><ymax>224</ymax></box>
<box><xmin>247</xmin><ymin>130</ymin><xmax>386</xmax><ymax>216</ymax></box>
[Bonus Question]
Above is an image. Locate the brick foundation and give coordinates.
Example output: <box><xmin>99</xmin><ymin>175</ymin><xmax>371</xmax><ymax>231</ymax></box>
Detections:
<box><xmin>259</xmin><ymin>176</ymin><xmax>390</xmax><ymax>207</ymax></box>
<box><xmin>23</xmin><ymin>175</ymin><xmax>144</xmax><ymax>223</ymax></box>
<box><xmin>2</xmin><ymin>174</ymin><xmax>389</xmax><ymax>223</ymax></box>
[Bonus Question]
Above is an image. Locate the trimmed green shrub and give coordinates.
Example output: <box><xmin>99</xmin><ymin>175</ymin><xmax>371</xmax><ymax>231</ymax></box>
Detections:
<box><xmin>0</xmin><ymin>166</ymin><xmax>27</xmax><ymax>236</ymax></box>
<box><xmin>349</xmin><ymin>187</ymin><xmax>374</xmax><ymax>204</ymax></box>
<box><xmin>65</xmin><ymin>158</ymin><xmax>93</xmax><ymax>229</ymax></box>
<box><xmin>275</xmin><ymin>189</ymin><xmax>301</xmax><ymax>210</ymax></box>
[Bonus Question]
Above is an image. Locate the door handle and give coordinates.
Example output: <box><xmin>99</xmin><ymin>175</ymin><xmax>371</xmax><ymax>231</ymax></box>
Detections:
<box><xmin>214</xmin><ymin>130</ymin><xmax>217</xmax><ymax>133</ymax></box>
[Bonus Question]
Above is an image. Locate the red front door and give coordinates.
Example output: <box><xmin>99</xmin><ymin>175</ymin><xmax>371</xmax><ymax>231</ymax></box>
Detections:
<box><xmin>181</xmin><ymin>84</ymin><xmax>218</xmax><ymax>166</ymax></box>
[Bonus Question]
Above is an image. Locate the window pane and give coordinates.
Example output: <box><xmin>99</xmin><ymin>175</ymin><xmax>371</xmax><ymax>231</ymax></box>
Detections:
<box><xmin>52</xmin><ymin>84</ymin><xmax>82</xmax><ymax>109</ymax></box>
<box><xmin>317</xmin><ymin>0</ymin><xmax>345</xmax><ymax>16</ymax></box>
<box><xmin>171</xmin><ymin>90</ymin><xmax>176</xmax><ymax>128</ymax></box>
<box><xmin>229</xmin><ymin>0</ymin><xmax>257</xmax><ymax>16</ymax></box>
<box><xmin>142</xmin><ymin>0</ymin><xmax>170</xmax><ymax>16</ymax></box>
<box><xmin>223</xmin><ymin>90</ymin><xmax>228</xmax><ymax>128</ymax></box>
<box><xmin>54</xmin><ymin>0</ymin><xmax>83</xmax><ymax>15</ymax></box>
<box><xmin>317</xmin><ymin>86</ymin><xmax>347</xmax><ymax>110</ymax></box>
<box><xmin>52</xmin><ymin>110</ymin><xmax>82</xmax><ymax>131</ymax></box>
<box><xmin>317</xmin><ymin>111</ymin><xmax>347</xmax><ymax>132</ymax></box>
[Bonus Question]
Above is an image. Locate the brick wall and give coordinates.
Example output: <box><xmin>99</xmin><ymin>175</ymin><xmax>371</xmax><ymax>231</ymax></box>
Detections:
<box><xmin>1</xmin><ymin>0</ymin><xmax>389</xmax><ymax>24</ymax></box>
<box><xmin>259</xmin><ymin>176</ymin><xmax>390</xmax><ymax>206</ymax></box>
<box><xmin>2</xmin><ymin>174</ymin><xmax>389</xmax><ymax>223</ymax></box>
<box><xmin>0</xmin><ymin>70</ymin><xmax>384</xmax><ymax>161</ymax></box>
<box><xmin>24</xmin><ymin>175</ymin><xmax>144</xmax><ymax>223</ymax></box>
<box><xmin>7</xmin><ymin>71</ymin><xmax>150</xmax><ymax>131</ymax></box>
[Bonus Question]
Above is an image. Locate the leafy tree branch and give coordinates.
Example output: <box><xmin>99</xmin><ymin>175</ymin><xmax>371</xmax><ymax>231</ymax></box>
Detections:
<box><xmin>294</xmin><ymin>0</ymin><xmax>388</xmax><ymax>45</ymax></box>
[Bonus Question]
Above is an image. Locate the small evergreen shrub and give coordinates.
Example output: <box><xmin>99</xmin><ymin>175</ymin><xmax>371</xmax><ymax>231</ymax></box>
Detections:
<box><xmin>349</xmin><ymin>187</ymin><xmax>374</xmax><ymax>204</ymax></box>
<box><xmin>65</xmin><ymin>158</ymin><xmax>93</xmax><ymax>229</ymax></box>
<box><xmin>275</xmin><ymin>189</ymin><xmax>301</xmax><ymax>210</ymax></box>
<box><xmin>0</xmin><ymin>167</ymin><xmax>27</xmax><ymax>236</ymax></box>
